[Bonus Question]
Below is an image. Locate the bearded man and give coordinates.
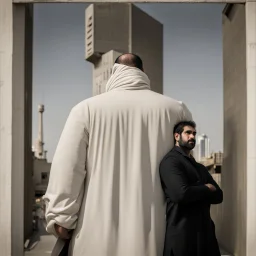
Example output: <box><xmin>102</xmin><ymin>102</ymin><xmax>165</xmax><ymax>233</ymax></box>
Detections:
<box><xmin>159</xmin><ymin>121</ymin><xmax>223</xmax><ymax>256</ymax></box>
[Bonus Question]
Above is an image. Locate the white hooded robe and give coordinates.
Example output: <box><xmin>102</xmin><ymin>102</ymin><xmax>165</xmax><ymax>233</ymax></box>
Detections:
<box><xmin>44</xmin><ymin>64</ymin><xmax>192</xmax><ymax>256</ymax></box>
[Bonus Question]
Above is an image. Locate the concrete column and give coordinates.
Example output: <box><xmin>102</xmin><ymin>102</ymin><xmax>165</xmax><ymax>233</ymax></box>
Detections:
<box><xmin>0</xmin><ymin>1</ymin><xmax>15</xmax><ymax>255</ymax></box>
<box><xmin>221</xmin><ymin>5</ymin><xmax>247</xmax><ymax>255</ymax></box>
<box><xmin>0</xmin><ymin>2</ymin><xmax>32</xmax><ymax>255</ymax></box>
<box><xmin>12</xmin><ymin>5</ymin><xmax>26</xmax><ymax>255</ymax></box>
<box><xmin>221</xmin><ymin>3</ymin><xmax>256</xmax><ymax>255</ymax></box>
<box><xmin>23</xmin><ymin>4</ymin><xmax>34</xmax><ymax>242</ymax></box>
<box><xmin>246</xmin><ymin>2</ymin><xmax>256</xmax><ymax>256</ymax></box>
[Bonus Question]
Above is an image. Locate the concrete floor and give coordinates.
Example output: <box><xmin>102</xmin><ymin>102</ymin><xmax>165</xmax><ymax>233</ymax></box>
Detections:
<box><xmin>24</xmin><ymin>220</ymin><xmax>232</xmax><ymax>256</ymax></box>
<box><xmin>25</xmin><ymin>219</ymin><xmax>56</xmax><ymax>256</ymax></box>
<box><xmin>25</xmin><ymin>235</ymin><xmax>56</xmax><ymax>256</ymax></box>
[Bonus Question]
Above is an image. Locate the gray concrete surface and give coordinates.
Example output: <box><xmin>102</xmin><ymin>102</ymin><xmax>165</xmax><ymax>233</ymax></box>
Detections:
<box><xmin>25</xmin><ymin>219</ymin><xmax>56</xmax><ymax>256</ymax></box>
<box><xmin>25</xmin><ymin>220</ymin><xmax>231</xmax><ymax>256</ymax></box>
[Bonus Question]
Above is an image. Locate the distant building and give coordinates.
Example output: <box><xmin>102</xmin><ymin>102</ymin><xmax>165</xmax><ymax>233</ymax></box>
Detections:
<box><xmin>92</xmin><ymin>50</ymin><xmax>121</xmax><ymax>95</ymax></box>
<box><xmin>214</xmin><ymin>151</ymin><xmax>223</xmax><ymax>165</ymax></box>
<box><xmin>32</xmin><ymin>104</ymin><xmax>51</xmax><ymax>196</ymax></box>
<box><xmin>201</xmin><ymin>151</ymin><xmax>223</xmax><ymax>175</ymax></box>
<box><xmin>213</xmin><ymin>151</ymin><xmax>223</xmax><ymax>173</ymax></box>
<box><xmin>33</xmin><ymin>158</ymin><xmax>51</xmax><ymax>196</ymax></box>
<box><xmin>196</xmin><ymin>134</ymin><xmax>210</xmax><ymax>162</ymax></box>
<box><xmin>85</xmin><ymin>3</ymin><xmax>163</xmax><ymax>96</ymax></box>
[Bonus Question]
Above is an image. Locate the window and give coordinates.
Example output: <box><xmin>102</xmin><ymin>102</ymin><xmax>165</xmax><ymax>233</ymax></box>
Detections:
<box><xmin>41</xmin><ymin>172</ymin><xmax>48</xmax><ymax>181</ymax></box>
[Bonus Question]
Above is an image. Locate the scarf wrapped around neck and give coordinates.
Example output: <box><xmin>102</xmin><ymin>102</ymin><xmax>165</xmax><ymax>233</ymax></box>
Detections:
<box><xmin>105</xmin><ymin>63</ymin><xmax>151</xmax><ymax>92</ymax></box>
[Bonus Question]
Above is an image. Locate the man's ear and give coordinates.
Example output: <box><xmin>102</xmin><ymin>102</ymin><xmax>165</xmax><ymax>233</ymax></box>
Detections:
<box><xmin>174</xmin><ymin>133</ymin><xmax>180</xmax><ymax>143</ymax></box>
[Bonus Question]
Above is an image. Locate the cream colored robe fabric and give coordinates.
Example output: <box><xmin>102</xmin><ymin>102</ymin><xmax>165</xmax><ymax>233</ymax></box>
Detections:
<box><xmin>44</xmin><ymin>64</ymin><xmax>192</xmax><ymax>256</ymax></box>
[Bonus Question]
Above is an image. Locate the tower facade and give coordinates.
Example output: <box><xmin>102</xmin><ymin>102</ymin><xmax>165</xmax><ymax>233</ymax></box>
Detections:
<box><xmin>93</xmin><ymin>50</ymin><xmax>121</xmax><ymax>95</ymax></box>
<box><xmin>85</xmin><ymin>3</ymin><xmax>163</xmax><ymax>95</ymax></box>
<box><xmin>196</xmin><ymin>134</ymin><xmax>210</xmax><ymax>162</ymax></box>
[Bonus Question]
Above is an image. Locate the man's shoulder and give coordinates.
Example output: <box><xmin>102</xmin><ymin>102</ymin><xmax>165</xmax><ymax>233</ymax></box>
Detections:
<box><xmin>71</xmin><ymin>91</ymin><xmax>186</xmax><ymax>114</ymax></box>
<box><xmin>149</xmin><ymin>92</ymin><xmax>185</xmax><ymax>108</ymax></box>
<box><xmin>159</xmin><ymin>149</ymin><xmax>184</xmax><ymax>175</ymax></box>
<box><xmin>160</xmin><ymin>148</ymin><xmax>181</xmax><ymax>164</ymax></box>
<box><xmin>71</xmin><ymin>95</ymin><xmax>103</xmax><ymax>110</ymax></box>
<box><xmin>71</xmin><ymin>99</ymin><xmax>89</xmax><ymax>112</ymax></box>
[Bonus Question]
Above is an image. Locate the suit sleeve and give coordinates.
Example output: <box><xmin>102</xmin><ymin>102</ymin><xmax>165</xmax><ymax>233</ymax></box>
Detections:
<box><xmin>43</xmin><ymin>104</ymin><xmax>89</xmax><ymax>237</ymax></box>
<box><xmin>205</xmin><ymin>171</ymin><xmax>223</xmax><ymax>204</ymax></box>
<box><xmin>160</xmin><ymin>156</ymin><xmax>212</xmax><ymax>204</ymax></box>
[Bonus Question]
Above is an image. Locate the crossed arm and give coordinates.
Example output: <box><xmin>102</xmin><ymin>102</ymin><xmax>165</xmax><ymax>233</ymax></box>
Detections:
<box><xmin>159</xmin><ymin>156</ymin><xmax>223</xmax><ymax>205</ymax></box>
<box><xmin>204</xmin><ymin>168</ymin><xmax>223</xmax><ymax>204</ymax></box>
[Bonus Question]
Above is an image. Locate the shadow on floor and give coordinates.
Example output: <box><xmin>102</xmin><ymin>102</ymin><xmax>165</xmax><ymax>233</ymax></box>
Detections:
<box><xmin>25</xmin><ymin>219</ymin><xmax>56</xmax><ymax>256</ymax></box>
<box><xmin>24</xmin><ymin>220</ymin><xmax>232</xmax><ymax>256</ymax></box>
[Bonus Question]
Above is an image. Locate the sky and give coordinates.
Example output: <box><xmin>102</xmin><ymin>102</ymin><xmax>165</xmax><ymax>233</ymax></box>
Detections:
<box><xmin>33</xmin><ymin>3</ymin><xmax>224</xmax><ymax>162</ymax></box>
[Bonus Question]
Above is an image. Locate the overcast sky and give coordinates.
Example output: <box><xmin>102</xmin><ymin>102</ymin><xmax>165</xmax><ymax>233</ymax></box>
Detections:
<box><xmin>33</xmin><ymin>3</ymin><xmax>224</xmax><ymax>162</ymax></box>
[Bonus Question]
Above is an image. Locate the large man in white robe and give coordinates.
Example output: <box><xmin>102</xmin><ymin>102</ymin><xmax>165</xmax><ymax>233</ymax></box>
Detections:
<box><xmin>44</xmin><ymin>53</ymin><xmax>192</xmax><ymax>256</ymax></box>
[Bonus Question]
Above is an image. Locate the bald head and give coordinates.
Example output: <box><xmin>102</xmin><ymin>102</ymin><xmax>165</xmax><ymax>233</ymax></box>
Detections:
<box><xmin>115</xmin><ymin>53</ymin><xmax>144</xmax><ymax>71</ymax></box>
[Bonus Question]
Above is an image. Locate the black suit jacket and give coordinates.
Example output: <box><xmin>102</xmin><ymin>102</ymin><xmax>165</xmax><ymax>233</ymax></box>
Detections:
<box><xmin>159</xmin><ymin>146</ymin><xmax>223</xmax><ymax>256</ymax></box>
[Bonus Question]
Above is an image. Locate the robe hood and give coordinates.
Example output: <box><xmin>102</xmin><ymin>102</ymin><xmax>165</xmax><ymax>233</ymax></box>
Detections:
<box><xmin>105</xmin><ymin>63</ymin><xmax>151</xmax><ymax>92</ymax></box>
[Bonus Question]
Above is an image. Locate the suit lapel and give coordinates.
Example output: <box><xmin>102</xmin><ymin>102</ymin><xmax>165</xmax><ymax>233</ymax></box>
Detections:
<box><xmin>173</xmin><ymin>146</ymin><xmax>201</xmax><ymax>182</ymax></box>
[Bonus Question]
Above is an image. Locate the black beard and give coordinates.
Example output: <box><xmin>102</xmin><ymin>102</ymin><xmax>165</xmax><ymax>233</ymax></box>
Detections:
<box><xmin>178</xmin><ymin>138</ymin><xmax>196</xmax><ymax>150</ymax></box>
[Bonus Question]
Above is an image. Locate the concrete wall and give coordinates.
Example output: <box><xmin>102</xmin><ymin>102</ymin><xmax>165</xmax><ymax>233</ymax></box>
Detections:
<box><xmin>1</xmin><ymin>2</ymin><xmax>19</xmax><ymax>254</ymax></box>
<box><xmin>85</xmin><ymin>4</ymin><xmax>94</xmax><ymax>59</ymax></box>
<box><xmin>0</xmin><ymin>2</ymin><xmax>33</xmax><ymax>254</ymax></box>
<box><xmin>94</xmin><ymin>4</ymin><xmax>130</xmax><ymax>54</ymax></box>
<box><xmin>220</xmin><ymin>4</ymin><xmax>247</xmax><ymax>255</ymax></box>
<box><xmin>93</xmin><ymin>50</ymin><xmax>121</xmax><ymax>95</ymax></box>
<box><xmin>131</xmin><ymin>5</ymin><xmax>163</xmax><ymax>94</ymax></box>
<box><xmin>86</xmin><ymin>4</ymin><xmax>130</xmax><ymax>62</ymax></box>
<box><xmin>33</xmin><ymin>159</ymin><xmax>51</xmax><ymax>195</ymax></box>
<box><xmin>245</xmin><ymin>3</ymin><xmax>256</xmax><ymax>255</ymax></box>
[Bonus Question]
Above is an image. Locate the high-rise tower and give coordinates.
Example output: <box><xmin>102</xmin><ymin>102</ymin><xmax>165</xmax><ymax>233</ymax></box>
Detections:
<box><xmin>196</xmin><ymin>134</ymin><xmax>210</xmax><ymax>162</ymax></box>
<box><xmin>85</xmin><ymin>3</ymin><xmax>163</xmax><ymax>96</ymax></box>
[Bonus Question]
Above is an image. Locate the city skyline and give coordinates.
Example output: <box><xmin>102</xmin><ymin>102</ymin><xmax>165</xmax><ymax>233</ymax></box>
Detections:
<box><xmin>33</xmin><ymin>3</ymin><xmax>224</xmax><ymax>161</ymax></box>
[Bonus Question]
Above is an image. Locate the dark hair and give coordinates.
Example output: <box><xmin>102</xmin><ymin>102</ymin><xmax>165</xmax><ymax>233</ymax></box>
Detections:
<box><xmin>173</xmin><ymin>121</ymin><xmax>196</xmax><ymax>135</ymax></box>
<box><xmin>114</xmin><ymin>53</ymin><xmax>143</xmax><ymax>71</ymax></box>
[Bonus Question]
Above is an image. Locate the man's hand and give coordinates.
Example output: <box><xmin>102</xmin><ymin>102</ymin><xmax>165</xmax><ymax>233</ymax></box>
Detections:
<box><xmin>205</xmin><ymin>183</ymin><xmax>216</xmax><ymax>192</ymax></box>
<box><xmin>54</xmin><ymin>224</ymin><xmax>72</xmax><ymax>240</ymax></box>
